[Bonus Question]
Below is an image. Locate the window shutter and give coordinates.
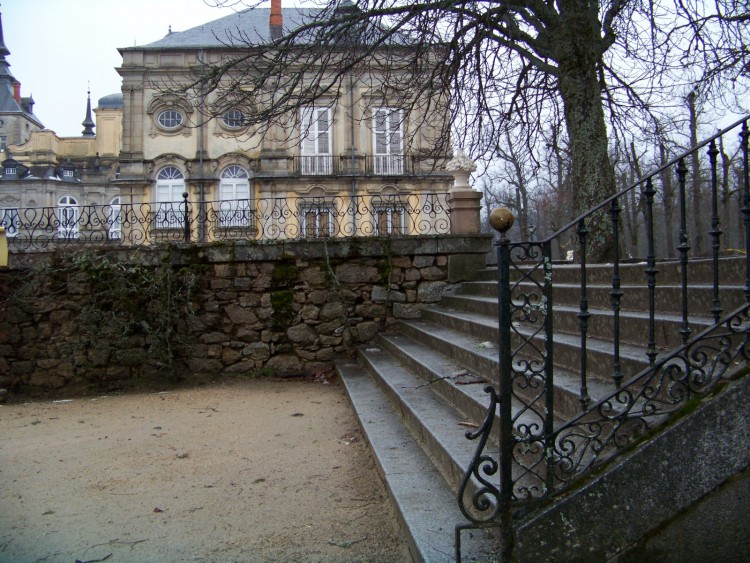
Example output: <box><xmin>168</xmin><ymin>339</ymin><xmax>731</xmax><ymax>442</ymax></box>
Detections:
<box><xmin>388</xmin><ymin>111</ymin><xmax>403</xmax><ymax>155</ymax></box>
<box><xmin>374</xmin><ymin>109</ymin><xmax>387</xmax><ymax>155</ymax></box>
<box><xmin>316</xmin><ymin>109</ymin><xmax>331</xmax><ymax>155</ymax></box>
<box><xmin>301</xmin><ymin>108</ymin><xmax>316</xmax><ymax>155</ymax></box>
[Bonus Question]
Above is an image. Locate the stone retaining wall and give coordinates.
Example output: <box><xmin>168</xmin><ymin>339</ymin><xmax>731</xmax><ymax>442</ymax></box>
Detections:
<box><xmin>0</xmin><ymin>235</ymin><xmax>491</xmax><ymax>396</ymax></box>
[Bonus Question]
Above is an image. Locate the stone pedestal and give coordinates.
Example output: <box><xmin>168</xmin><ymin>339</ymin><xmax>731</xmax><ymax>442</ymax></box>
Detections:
<box><xmin>447</xmin><ymin>189</ymin><xmax>483</xmax><ymax>234</ymax></box>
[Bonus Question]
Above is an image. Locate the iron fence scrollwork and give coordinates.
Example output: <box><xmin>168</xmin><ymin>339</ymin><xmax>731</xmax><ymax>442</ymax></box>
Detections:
<box><xmin>2</xmin><ymin>192</ymin><xmax>451</xmax><ymax>252</ymax></box>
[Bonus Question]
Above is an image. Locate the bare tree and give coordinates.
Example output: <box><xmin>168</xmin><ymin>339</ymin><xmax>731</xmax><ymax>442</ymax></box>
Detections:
<box><xmin>167</xmin><ymin>0</ymin><xmax>748</xmax><ymax>260</ymax></box>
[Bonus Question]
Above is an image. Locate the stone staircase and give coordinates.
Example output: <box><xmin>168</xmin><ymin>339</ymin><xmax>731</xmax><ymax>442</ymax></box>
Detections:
<box><xmin>334</xmin><ymin>257</ymin><xmax>750</xmax><ymax>562</ymax></box>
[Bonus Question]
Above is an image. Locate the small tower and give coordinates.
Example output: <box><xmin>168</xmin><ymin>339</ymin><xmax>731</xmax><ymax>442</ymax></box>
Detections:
<box><xmin>81</xmin><ymin>87</ymin><xmax>95</xmax><ymax>137</ymax></box>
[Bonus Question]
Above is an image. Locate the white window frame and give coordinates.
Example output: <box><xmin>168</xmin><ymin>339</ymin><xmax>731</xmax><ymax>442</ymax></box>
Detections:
<box><xmin>58</xmin><ymin>196</ymin><xmax>79</xmax><ymax>239</ymax></box>
<box><xmin>373</xmin><ymin>108</ymin><xmax>404</xmax><ymax>175</ymax></box>
<box><xmin>221</xmin><ymin>109</ymin><xmax>245</xmax><ymax>129</ymax></box>
<box><xmin>155</xmin><ymin>166</ymin><xmax>186</xmax><ymax>229</ymax></box>
<box><xmin>218</xmin><ymin>165</ymin><xmax>252</xmax><ymax>228</ymax></box>
<box><xmin>157</xmin><ymin>109</ymin><xmax>184</xmax><ymax>130</ymax></box>
<box><xmin>108</xmin><ymin>196</ymin><xmax>122</xmax><ymax>240</ymax></box>
<box><xmin>0</xmin><ymin>207</ymin><xmax>18</xmax><ymax>237</ymax></box>
<box><xmin>300</xmin><ymin>106</ymin><xmax>333</xmax><ymax>175</ymax></box>
<box><xmin>300</xmin><ymin>205</ymin><xmax>334</xmax><ymax>239</ymax></box>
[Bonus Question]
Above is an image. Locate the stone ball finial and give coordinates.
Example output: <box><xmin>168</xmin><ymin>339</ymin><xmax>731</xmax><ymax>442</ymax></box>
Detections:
<box><xmin>489</xmin><ymin>207</ymin><xmax>515</xmax><ymax>233</ymax></box>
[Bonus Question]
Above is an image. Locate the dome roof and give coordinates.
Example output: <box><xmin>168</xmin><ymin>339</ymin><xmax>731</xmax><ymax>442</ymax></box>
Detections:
<box><xmin>97</xmin><ymin>93</ymin><xmax>123</xmax><ymax>109</ymax></box>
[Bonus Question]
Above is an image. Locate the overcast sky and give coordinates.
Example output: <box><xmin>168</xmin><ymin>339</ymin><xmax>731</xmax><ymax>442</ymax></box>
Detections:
<box><xmin>2</xmin><ymin>0</ymin><xmax>250</xmax><ymax>137</ymax></box>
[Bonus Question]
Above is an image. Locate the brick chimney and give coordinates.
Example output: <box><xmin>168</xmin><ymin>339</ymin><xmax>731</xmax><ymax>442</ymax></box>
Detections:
<box><xmin>270</xmin><ymin>0</ymin><xmax>282</xmax><ymax>40</ymax></box>
<box><xmin>13</xmin><ymin>80</ymin><xmax>20</xmax><ymax>102</ymax></box>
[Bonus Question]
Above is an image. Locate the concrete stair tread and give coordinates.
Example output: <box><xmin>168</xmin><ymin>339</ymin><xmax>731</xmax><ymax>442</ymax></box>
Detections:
<box><xmin>336</xmin><ymin>359</ymin><xmax>499</xmax><ymax>562</ymax></box>
<box><xmin>398</xmin><ymin>318</ymin><xmax>617</xmax><ymax>413</ymax></box>
<box><xmin>422</xmin><ymin>306</ymin><xmax>653</xmax><ymax>364</ymax></box>
<box><xmin>357</xmin><ymin>344</ymin><xmax>485</xmax><ymax>480</ymax></box>
<box><xmin>442</xmin><ymin>294</ymin><xmax>717</xmax><ymax>326</ymax></box>
<box><xmin>376</xmin><ymin>331</ymin><xmax>499</xmax><ymax>418</ymax></box>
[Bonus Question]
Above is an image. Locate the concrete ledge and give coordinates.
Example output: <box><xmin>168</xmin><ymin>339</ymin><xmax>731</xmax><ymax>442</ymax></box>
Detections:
<box><xmin>514</xmin><ymin>373</ymin><xmax>750</xmax><ymax>562</ymax></box>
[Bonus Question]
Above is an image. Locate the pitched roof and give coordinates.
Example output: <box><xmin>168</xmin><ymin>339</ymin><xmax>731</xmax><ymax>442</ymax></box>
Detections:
<box><xmin>127</xmin><ymin>8</ymin><xmax>322</xmax><ymax>50</ymax></box>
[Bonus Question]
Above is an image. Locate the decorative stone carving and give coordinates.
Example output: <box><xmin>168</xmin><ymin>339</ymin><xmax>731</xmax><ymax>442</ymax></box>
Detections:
<box><xmin>444</xmin><ymin>148</ymin><xmax>477</xmax><ymax>191</ymax></box>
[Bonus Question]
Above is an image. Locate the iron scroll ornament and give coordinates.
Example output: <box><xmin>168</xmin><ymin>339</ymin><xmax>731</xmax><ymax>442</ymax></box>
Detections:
<box><xmin>457</xmin><ymin>385</ymin><xmax>501</xmax><ymax>524</ymax></box>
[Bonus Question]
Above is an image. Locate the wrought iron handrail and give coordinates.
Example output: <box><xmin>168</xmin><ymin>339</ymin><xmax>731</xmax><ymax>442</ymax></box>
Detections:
<box><xmin>457</xmin><ymin>116</ymin><xmax>750</xmax><ymax>560</ymax></box>
<box><xmin>0</xmin><ymin>192</ymin><xmax>451</xmax><ymax>252</ymax></box>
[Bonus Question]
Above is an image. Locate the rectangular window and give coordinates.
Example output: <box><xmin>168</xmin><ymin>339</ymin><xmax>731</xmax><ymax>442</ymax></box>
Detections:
<box><xmin>373</xmin><ymin>108</ymin><xmax>404</xmax><ymax>175</ymax></box>
<box><xmin>219</xmin><ymin>182</ymin><xmax>253</xmax><ymax>228</ymax></box>
<box><xmin>300</xmin><ymin>206</ymin><xmax>333</xmax><ymax>239</ymax></box>
<box><xmin>0</xmin><ymin>208</ymin><xmax>18</xmax><ymax>237</ymax></box>
<box><xmin>300</xmin><ymin>106</ymin><xmax>333</xmax><ymax>175</ymax></box>
<box><xmin>374</xmin><ymin>206</ymin><xmax>405</xmax><ymax>236</ymax></box>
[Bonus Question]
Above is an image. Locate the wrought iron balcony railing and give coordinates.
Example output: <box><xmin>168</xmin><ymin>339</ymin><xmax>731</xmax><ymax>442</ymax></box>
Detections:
<box><xmin>290</xmin><ymin>154</ymin><xmax>418</xmax><ymax>176</ymax></box>
<box><xmin>1</xmin><ymin>192</ymin><xmax>451</xmax><ymax>252</ymax></box>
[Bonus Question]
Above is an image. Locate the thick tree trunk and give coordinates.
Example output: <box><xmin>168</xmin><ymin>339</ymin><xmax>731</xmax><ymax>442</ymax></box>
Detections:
<box><xmin>558</xmin><ymin>63</ymin><xmax>617</xmax><ymax>262</ymax></box>
<box><xmin>555</xmin><ymin>1</ymin><xmax>617</xmax><ymax>262</ymax></box>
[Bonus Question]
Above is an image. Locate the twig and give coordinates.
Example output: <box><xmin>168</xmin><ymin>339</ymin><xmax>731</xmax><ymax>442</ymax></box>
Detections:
<box><xmin>76</xmin><ymin>554</ymin><xmax>112</xmax><ymax>563</ymax></box>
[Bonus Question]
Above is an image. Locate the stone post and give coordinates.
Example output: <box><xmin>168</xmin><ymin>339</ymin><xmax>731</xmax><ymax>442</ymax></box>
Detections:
<box><xmin>444</xmin><ymin>149</ymin><xmax>487</xmax><ymax>281</ymax></box>
<box><xmin>445</xmin><ymin>149</ymin><xmax>482</xmax><ymax>234</ymax></box>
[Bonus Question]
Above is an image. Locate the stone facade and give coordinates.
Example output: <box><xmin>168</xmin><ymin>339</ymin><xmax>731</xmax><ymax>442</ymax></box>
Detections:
<box><xmin>0</xmin><ymin>235</ymin><xmax>491</xmax><ymax>396</ymax></box>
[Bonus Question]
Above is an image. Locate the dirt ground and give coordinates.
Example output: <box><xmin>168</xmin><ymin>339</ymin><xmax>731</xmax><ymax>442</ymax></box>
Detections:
<box><xmin>0</xmin><ymin>378</ymin><xmax>413</xmax><ymax>562</ymax></box>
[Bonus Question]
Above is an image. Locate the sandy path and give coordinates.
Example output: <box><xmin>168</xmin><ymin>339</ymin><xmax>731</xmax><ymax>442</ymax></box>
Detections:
<box><xmin>0</xmin><ymin>379</ymin><xmax>411</xmax><ymax>562</ymax></box>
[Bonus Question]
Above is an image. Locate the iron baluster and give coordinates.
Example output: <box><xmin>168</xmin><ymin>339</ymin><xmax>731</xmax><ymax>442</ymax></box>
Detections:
<box><xmin>643</xmin><ymin>178</ymin><xmax>659</xmax><ymax>366</ymax></box>
<box><xmin>498</xmin><ymin>230</ymin><xmax>515</xmax><ymax>561</ymax></box>
<box><xmin>676</xmin><ymin>158</ymin><xmax>692</xmax><ymax>344</ymax></box>
<box><xmin>182</xmin><ymin>192</ymin><xmax>191</xmax><ymax>243</ymax></box>
<box><xmin>543</xmin><ymin>241</ymin><xmax>555</xmax><ymax>493</ymax></box>
<box><xmin>741</xmin><ymin>122</ymin><xmax>750</xmax><ymax>305</ymax></box>
<box><xmin>708</xmin><ymin>139</ymin><xmax>723</xmax><ymax>323</ymax></box>
<box><xmin>609</xmin><ymin>197</ymin><xmax>623</xmax><ymax>387</ymax></box>
<box><xmin>577</xmin><ymin>218</ymin><xmax>591</xmax><ymax>410</ymax></box>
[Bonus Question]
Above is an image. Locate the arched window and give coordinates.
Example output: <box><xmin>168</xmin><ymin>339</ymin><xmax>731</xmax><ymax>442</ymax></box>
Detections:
<box><xmin>109</xmin><ymin>196</ymin><xmax>122</xmax><ymax>240</ymax></box>
<box><xmin>0</xmin><ymin>207</ymin><xmax>18</xmax><ymax>237</ymax></box>
<box><xmin>58</xmin><ymin>196</ymin><xmax>79</xmax><ymax>239</ymax></box>
<box><xmin>155</xmin><ymin>166</ymin><xmax>185</xmax><ymax>229</ymax></box>
<box><xmin>219</xmin><ymin>166</ymin><xmax>251</xmax><ymax>227</ymax></box>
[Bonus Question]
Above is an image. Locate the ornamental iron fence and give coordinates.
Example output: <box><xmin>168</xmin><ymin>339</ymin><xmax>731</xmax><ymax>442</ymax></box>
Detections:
<box><xmin>1</xmin><ymin>192</ymin><xmax>450</xmax><ymax>252</ymax></box>
<box><xmin>456</xmin><ymin>116</ymin><xmax>750</xmax><ymax>560</ymax></box>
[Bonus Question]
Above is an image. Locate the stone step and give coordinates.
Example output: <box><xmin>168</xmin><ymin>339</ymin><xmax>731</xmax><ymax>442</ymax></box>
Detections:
<box><xmin>440</xmin><ymin>294</ymin><xmax>714</xmax><ymax>349</ymax></box>
<box><xmin>374</xmin><ymin>331</ymin><xmax>499</xmax><ymax>431</ymax></box>
<box><xmin>396</xmin><ymin>318</ymin><xmax>614</xmax><ymax>420</ymax></box>
<box><xmin>472</xmin><ymin>257</ymin><xmax>746</xmax><ymax>286</ymax></box>
<box><xmin>335</xmin><ymin>359</ymin><xmax>500</xmax><ymax>562</ymax></box>
<box><xmin>417</xmin><ymin>307</ymin><xmax>652</xmax><ymax>386</ymax></box>
<box><xmin>458</xmin><ymin>280</ymin><xmax>746</xmax><ymax>317</ymax></box>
